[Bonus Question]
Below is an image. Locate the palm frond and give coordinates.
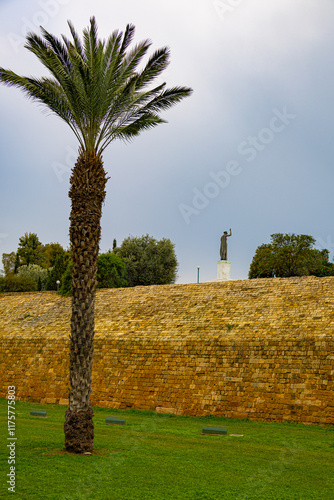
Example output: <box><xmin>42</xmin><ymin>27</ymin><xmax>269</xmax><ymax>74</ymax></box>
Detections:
<box><xmin>25</xmin><ymin>32</ymin><xmax>69</xmax><ymax>84</ymax></box>
<box><xmin>67</xmin><ymin>20</ymin><xmax>85</xmax><ymax>61</ymax></box>
<box><xmin>0</xmin><ymin>17</ymin><xmax>192</xmax><ymax>155</ymax></box>
<box><xmin>141</xmin><ymin>86</ymin><xmax>193</xmax><ymax>113</ymax></box>
<box><xmin>119</xmin><ymin>24</ymin><xmax>136</xmax><ymax>59</ymax></box>
<box><xmin>135</xmin><ymin>47</ymin><xmax>170</xmax><ymax>90</ymax></box>
<box><xmin>101</xmin><ymin>112</ymin><xmax>165</xmax><ymax>150</ymax></box>
<box><xmin>117</xmin><ymin>40</ymin><xmax>151</xmax><ymax>86</ymax></box>
<box><xmin>38</xmin><ymin>27</ymin><xmax>72</xmax><ymax>71</ymax></box>
<box><xmin>0</xmin><ymin>68</ymin><xmax>85</xmax><ymax>149</ymax></box>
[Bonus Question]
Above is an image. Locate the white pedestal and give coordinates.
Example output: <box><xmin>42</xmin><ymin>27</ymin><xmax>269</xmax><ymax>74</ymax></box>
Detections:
<box><xmin>217</xmin><ymin>260</ymin><xmax>231</xmax><ymax>281</ymax></box>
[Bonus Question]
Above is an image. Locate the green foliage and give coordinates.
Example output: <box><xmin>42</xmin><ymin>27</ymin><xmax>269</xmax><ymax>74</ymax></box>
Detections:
<box><xmin>248</xmin><ymin>244</ymin><xmax>274</xmax><ymax>278</ymax></box>
<box><xmin>5</xmin><ymin>235</ymin><xmax>67</xmax><ymax>282</ymax></box>
<box><xmin>46</xmin><ymin>250</ymin><xmax>71</xmax><ymax>290</ymax></box>
<box><xmin>270</xmin><ymin>233</ymin><xmax>316</xmax><ymax>277</ymax></box>
<box><xmin>14</xmin><ymin>253</ymin><xmax>20</xmax><ymax>273</ymax></box>
<box><xmin>59</xmin><ymin>253</ymin><xmax>128</xmax><ymax>295</ymax></box>
<box><xmin>309</xmin><ymin>249</ymin><xmax>334</xmax><ymax>277</ymax></box>
<box><xmin>43</xmin><ymin>242</ymin><xmax>66</xmax><ymax>268</ymax></box>
<box><xmin>59</xmin><ymin>259</ymin><xmax>72</xmax><ymax>296</ymax></box>
<box><xmin>249</xmin><ymin>233</ymin><xmax>334</xmax><ymax>278</ymax></box>
<box><xmin>0</xmin><ymin>275</ymin><xmax>37</xmax><ymax>292</ymax></box>
<box><xmin>97</xmin><ymin>252</ymin><xmax>128</xmax><ymax>288</ymax></box>
<box><xmin>115</xmin><ymin>234</ymin><xmax>178</xmax><ymax>286</ymax></box>
<box><xmin>3</xmin><ymin>233</ymin><xmax>69</xmax><ymax>290</ymax></box>
<box><xmin>17</xmin><ymin>264</ymin><xmax>49</xmax><ymax>290</ymax></box>
<box><xmin>16</xmin><ymin>232</ymin><xmax>45</xmax><ymax>268</ymax></box>
<box><xmin>1</xmin><ymin>251</ymin><xmax>16</xmax><ymax>276</ymax></box>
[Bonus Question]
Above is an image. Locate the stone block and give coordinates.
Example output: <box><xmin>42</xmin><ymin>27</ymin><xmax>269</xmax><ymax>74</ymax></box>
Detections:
<box><xmin>58</xmin><ymin>398</ymin><xmax>69</xmax><ymax>405</ymax></box>
<box><xmin>155</xmin><ymin>406</ymin><xmax>176</xmax><ymax>414</ymax></box>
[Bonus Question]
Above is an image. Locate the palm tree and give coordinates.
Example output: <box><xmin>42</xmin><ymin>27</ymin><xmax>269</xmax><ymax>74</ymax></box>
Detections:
<box><xmin>0</xmin><ymin>17</ymin><xmax>192</xmax><ymax>454</ymax></box>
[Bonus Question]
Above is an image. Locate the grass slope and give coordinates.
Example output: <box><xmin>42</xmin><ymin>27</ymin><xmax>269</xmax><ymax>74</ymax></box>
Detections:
<box><xmin>0</xmin><ymin>399</ymin><xmax>333</xmax><ymax>499</ymax></box>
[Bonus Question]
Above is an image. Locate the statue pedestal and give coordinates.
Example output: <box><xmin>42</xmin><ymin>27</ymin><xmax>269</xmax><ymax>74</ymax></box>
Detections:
<box><xmin>217</xmin><ymin>260</ymin><xmax>231</xmax><ymax>281</ymax></box>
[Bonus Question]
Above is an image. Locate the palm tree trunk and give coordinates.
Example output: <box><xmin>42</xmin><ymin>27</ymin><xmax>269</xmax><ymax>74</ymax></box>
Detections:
<box><xmin>64</xmin><ymin>150</ymin><xmax>108</xmax><ymax>454</ymax></box>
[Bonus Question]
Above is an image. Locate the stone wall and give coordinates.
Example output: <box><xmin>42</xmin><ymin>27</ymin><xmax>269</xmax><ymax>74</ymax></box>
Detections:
<box><xmin>1</xmin><ymin>276</ymin><xmax>333</xmax><ymax>424</ymax></box>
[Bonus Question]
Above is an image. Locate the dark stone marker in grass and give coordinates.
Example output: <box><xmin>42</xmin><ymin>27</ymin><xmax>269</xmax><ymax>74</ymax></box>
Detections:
<box><xmin>30</xmin><ymin>410</ymin><xmax>47</xmax><ymax>417</ymax></box>
<box><xmin>202</xmin><ymin>427</ymin><xmax>227</xmax><ymax>435</ymax></box>
<box><xmin>106</xmin><ymin>418</ymin><xmax>126</xmax><ymax>425</ymax></box>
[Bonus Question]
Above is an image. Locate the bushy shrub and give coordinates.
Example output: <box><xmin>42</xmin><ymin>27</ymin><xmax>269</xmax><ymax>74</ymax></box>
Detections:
<box><xmin>46</xmin><ymin>251</ymin><xmax>71</xmax><ymax>290</ymax></box>
<box><xmin>17</xmin><ymin>264</ymin><xmax>49</xmax><ymax>290</ymax></box>
<box><xmin>248</xmin><ymin>233</ymin><xmax>334</xmax><ymax>279</ymax></box>
<box><xmin>97</xmin><ymin>252</ymin><xmax>128</xmax><ymax>288</ymax></box>
<box><xmin>0</xmin><ymin>275</ymin><xmax>37</xmax><ymax>292</ymax></box>
<box><xmin>59</xmin><ymin>253</ymin><xmax>128</xmax><ymax>296</ymax></box>
<box><xmin>115</xmin><ymin>235</ymin><xmax>178</xmax><ymax>286</ymax></box>
<box><xmin>59</xmin><ymin>260</ymin><xmax>72</xmax><ymax>296</ymax></box>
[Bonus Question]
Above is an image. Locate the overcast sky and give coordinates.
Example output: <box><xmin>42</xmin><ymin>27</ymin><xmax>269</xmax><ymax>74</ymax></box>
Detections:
<box><xmin>0</xmin><ymin>0</ymin><xmax>333</xmax><ymax>283</ymax></box>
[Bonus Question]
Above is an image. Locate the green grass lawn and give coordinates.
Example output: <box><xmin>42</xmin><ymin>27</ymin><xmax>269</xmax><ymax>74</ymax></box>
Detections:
<box><xmin>0</xmin><ymin>399</ymin><xmax>333</xmax><ymax>500</ymax></box>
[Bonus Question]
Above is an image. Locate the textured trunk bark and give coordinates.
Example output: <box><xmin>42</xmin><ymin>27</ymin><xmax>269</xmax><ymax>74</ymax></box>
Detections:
<box><xmin>64</xmin><ymin>151</ymin><xmax>108</xmax><ymax>454</ymax></box>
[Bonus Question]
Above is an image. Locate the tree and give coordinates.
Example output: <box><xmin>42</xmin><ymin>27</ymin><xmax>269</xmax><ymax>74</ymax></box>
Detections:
<box><xmin>309</xmin><ymin>249</ymin><xmax>334</xmax><ymax>277</ymax></box>
<box><xmin>13</xmin><ymin>253</ymin><xmax>20</xmax><ymax>274</ymax></box>
<box><xmin>46</xmin><ymin>250</ymin><xmax>71</xmax><ymax>290</ymax></box>
<box><xmin>249</xmin><ymin>233</ymin><xmax>333</xmax><ymax>278</ymax></box>
<box><xmin>115</xmin><ymin>234</ymin><xmax>178</xmax><ymax>286</ymax></box>
<box><xmin>248</xmin><ymin>244</ymin><xmax>275</xmax><ymax>279</ymax></box>
<box><xmin>43</xmin><ymin>243</ymin><xmax>66</xmax><ymax>269</ymax></box>
<box><xmin>59</xmin><ymin>259</ymin><xmax>73</xmax><ymax>297</ymax></box>
<box><xmin>97</xmin><ymin>252</ymin><xmax>128</xmax><ymax>288</ymax></box>
<box><xmin>17</xmin><ymin>264</ymin><xmax>49</xmax><ymax>290</ymax></box>
<box><xmin>0</xmin><ymin>275</ymin><xmax>37</xmax><ymax>292</ymax></box>
<box><xmin>2</xmin><ymin>252</ymin><xmax>16</xmax><ymax>276</ymax></box>
<box><xmin>16</xmin><ymin>232</ymin><xmax>45</xmax><ymax>268</ymax></box>
<box><xmin>0</xmin><ymin>18</ymin><xmax>192</xmax><ymax>453</ymax></box>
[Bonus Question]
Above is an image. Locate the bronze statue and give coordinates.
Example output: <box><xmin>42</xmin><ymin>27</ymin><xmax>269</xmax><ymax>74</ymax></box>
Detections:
<box><xmin>220</xmin><ymin>229</ymin><xmax>232</xmax><ymax>260</ymax></box>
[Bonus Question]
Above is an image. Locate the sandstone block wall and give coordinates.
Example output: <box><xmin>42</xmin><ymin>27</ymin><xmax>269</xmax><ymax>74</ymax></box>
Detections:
<box><xmin>0</xmin><ymin>276</ymin><xmax>333</xmax><ymax>424</ymax></box>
